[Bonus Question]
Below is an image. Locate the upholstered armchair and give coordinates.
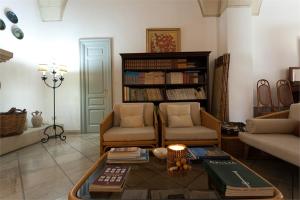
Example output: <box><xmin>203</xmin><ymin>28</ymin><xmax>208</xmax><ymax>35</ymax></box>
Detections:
<box><xmin>158</xmin><ymin>102</ymin><xmax>221</xmax><ymax>147</ymax></box>
<box><xmin>100</xmin><ymin>103</ymin><xmax>158</xmax><ymax>155</ymax></box>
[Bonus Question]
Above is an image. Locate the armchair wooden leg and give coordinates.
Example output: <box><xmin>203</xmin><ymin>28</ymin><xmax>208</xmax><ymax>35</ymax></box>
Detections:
<box><xmin>243</xmin><ymin>144</ymin><xmax>249</xmax><ymax>160</ymax></box>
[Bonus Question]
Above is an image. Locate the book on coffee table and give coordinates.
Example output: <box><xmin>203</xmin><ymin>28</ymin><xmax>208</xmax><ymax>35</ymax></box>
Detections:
<box><xmin>89</xmin><ymin>165</ymin><xmax>130</xmax><ymax>192</ymax></box>
<box><xmin>107</xmin><ymin>147</ymin><xmax>141</xmax><ymax>159</ymax></box>
<box><xmin>203</xmin><ymin>160</ymin><xmax>274</xmax><ymax>197</ymax></box>
<box><xmin>187</xmin><ymin>147</ymin><xmax>230</xmax><ymax>161</ymax></box>
<box><xmin>107</xmin><ymin>149</ymin><xmax>149</xmax><ymax>164</ymax></box>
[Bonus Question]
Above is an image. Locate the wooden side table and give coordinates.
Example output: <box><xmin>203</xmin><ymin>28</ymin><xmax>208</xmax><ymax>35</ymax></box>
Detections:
<box><xmin>221</xmin><ymin>134</ymin><xmax>245</xmax><ymax>158</ymax></box>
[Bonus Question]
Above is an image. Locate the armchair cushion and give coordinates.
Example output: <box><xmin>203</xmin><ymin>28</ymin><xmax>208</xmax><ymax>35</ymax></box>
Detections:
<box><xmin>246</xmin><ymin>119</ymin><xmax>297</xmax><ymax>134</ymax></box>
<box><xmin>120</xmin><ymin>104</ymin><xmax>144</xmax><ymax>128</ymax></box>
<box><xmin>165</xmin><ymin>126</ymin><xmax>217</xmax><ymax>140</ymax></box>
<box><xmin>103</xmin><ymin>127</ymin><xmax>155</xmax><ymax>141</ymax></box>
<box><xmin>113</xmin><ymin>103</ymin><xmax>154</xmax><ymax>127</ymax></box>
<box><xmin>159</xmin><ymin>102</ymin><xmax>201</xmax><ymax>126</ymax></box>
<box><xmin>289</xmin><ymin>103</ymin><xmax>300</xmax><ymax>121</ymax></box>
<box><xmin>167</xmin><ymin>104</ymin><xmax>193</xmax><ymax>128</ymax></box>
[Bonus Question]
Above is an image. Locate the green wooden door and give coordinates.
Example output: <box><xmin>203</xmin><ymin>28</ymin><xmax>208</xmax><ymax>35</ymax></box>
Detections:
<box><xmin>80</xmin><ymin>38</ymin><xmax>112</xmax><ymax>134</ymax></box>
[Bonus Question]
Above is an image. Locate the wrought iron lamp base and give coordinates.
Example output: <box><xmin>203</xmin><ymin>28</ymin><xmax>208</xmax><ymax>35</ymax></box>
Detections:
<box><xmin>41</xmin><ymin>124</ymin><xmax>66</xmax><ymax>143</ymax></box>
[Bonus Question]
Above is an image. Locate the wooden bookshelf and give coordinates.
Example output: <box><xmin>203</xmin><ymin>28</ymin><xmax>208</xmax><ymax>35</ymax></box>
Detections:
<box><xmin>120</xmin><ymin>52</ymin><xmax>211</xmax><ymax>110</ymax></box>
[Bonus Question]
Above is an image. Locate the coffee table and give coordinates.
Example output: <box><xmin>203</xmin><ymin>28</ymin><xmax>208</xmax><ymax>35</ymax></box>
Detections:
<box><xmin>68</xmin><ymin>152</ymin><xmax>283</xmax><ymax>200</ymax></box>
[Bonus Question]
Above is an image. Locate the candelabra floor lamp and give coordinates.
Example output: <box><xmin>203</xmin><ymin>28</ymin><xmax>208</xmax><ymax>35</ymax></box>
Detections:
<box><xmin>38</xmin><ymin>64</ymin><xmax>67</xmax><ymax>143</ymax></box>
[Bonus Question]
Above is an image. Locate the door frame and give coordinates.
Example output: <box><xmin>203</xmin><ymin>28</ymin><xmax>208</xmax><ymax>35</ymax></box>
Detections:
<box><xmin>79</xmin><ymin>37</ymin><xmax>113</xmax><ymax>134</ymax></box>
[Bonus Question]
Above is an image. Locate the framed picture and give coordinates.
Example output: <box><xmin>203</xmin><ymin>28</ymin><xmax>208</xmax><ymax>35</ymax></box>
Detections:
<box><xmin>146</xmin><ymin>28</ymin><xmax>181</xmax><ymax>53</ymax></box>
<box><xmin>289</xmin><ymin>67</ymin><xmax>300</xmax><ymax>82</ymax></box>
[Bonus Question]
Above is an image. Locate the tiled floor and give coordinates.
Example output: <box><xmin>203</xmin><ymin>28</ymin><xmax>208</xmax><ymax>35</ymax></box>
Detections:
<box><xmin>0</xmin><ymin>134</ymin><xmax>299</xmax><ymax>200</ymax></box>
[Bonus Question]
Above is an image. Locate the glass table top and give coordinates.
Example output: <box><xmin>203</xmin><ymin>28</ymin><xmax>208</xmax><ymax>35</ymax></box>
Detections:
<box><xmin>76</xmin><ymin>154</ymin><xmax>219</xmax><ymax>200</ymax></box>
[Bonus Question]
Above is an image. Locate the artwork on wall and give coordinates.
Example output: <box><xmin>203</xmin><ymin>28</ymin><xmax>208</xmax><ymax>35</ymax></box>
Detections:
<box><xmin>2</xmin><ymin>8</ymin><xmax>24</xmax><ymax>40</ymax></box>
<box><xmin>211</xmin><ymin>54</ymin><xmax>230</xmax><ymax>122</ymax></box>
<box><xmin>0</xmin><ymin>19</ymin><xmax>5</xmax><ymax>30</ymax></box>
<box><xmin>146</xmin><ymin>28</ymin><xmax>180</xmax><ymax>53</ymax></box>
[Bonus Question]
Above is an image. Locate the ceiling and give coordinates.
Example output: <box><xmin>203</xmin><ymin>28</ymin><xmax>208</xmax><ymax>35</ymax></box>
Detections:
<box><xmin>197</xmin><ymin>0</ymin><xmax>263</xmax><ymax>17</ymax></box>
<box><xmin>36</xmin><ymin>0</ymin><xmax>262</xmax><ymax>22</ymax></box>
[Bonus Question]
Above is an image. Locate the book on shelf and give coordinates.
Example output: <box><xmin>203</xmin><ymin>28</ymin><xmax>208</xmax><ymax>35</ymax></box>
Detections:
<box><xmin>89</xmin><ymin>165</ymin><xmax>130</xmax><ymax>193</ymax></box>
<box><xmin>203</xmin><ymin>160</ymin><xmax>274</xmax><ymax>198</ymax></box>
<box><xmin>187</xmin><ymin>147</ymin><xmax>230</xmax><ymax>161</ymax></box>
<box><xmin>124</xmin><ymin>59</ymin><xmax>199</xmax><ymax>70</ymax></box>
<box><xmin>124</xmin><ymin>87</ymin><xmax>163</xmax><ymax>101</ymax></box>
<box><xmin>107</xmin><ymin>149</ymin><xmax>150</xmax><ymax>164</ymax></box>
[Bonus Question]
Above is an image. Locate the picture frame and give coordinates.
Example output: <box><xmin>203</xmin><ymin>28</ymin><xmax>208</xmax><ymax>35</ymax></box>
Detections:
<box><xmin>146</xmin><ymin>28</ymin><xmax>181</xmax><ymax>53</ymax></box>
<box><xmin>289</xmin><ymin>67</ymin><xmax>300</xmax><ymax>82</ymax></box>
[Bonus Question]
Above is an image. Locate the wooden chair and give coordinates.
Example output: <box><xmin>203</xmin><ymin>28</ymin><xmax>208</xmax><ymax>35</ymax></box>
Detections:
<box><xmin>99</xmin><ymin>103</ymin><xmax>158</xmax><ymax>155</ymax></box>
<box><xmin>276</xmin><ymin>79</ymin><xmax>294</xmax><ymax>111</ymax></box>
<box><xmin>255</xmin><ymin>79</ymin><xmax>274</xmax><ymax>116</ymax></box>
<box><xmin>158</xmin><ymin>102</ymin><xmax>221</xmax><ymax>148</ymax></box>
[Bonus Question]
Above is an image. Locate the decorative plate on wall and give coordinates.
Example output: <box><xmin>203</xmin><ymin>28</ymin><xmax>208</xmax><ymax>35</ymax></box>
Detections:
<box><xmin>0</xmin><ymin>19</ymin><xmax>5</xmax><ymax>30</ymax></box>
<box><xmin>5</xmin><ymin>8</ymin><xmax>18</xmax><ymax>24</ymax></box>
<box><xmin>11</xmin><ymin>25</ymin><xmax>24</xmax><ymax>40</ymax></box>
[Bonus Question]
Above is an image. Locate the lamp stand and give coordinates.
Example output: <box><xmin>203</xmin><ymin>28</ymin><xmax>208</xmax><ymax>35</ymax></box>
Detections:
<box><xmin>41</xmin><ymin>70</ymin><xmax>66</xmax><ymax>143</ymax></box>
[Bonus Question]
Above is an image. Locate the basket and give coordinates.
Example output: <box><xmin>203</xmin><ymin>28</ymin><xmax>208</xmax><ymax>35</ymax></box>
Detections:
<box><xmin>0</xmin><ymin>108</ymin><xmax>27</xmax><ymax>137</ymax></box>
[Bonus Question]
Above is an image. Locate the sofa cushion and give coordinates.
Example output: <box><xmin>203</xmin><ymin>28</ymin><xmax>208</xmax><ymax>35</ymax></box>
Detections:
<box><xmin>113</xmin><ymin>103</ymin><xmax>154</xmax><ymax>127</ymax></box>
<box><xmin>103</xmin><ymin>127</ymin><xmax>155</xmax><ymax>142</ymax></box>
<box><xmin>120</xmin><ymin>104</ymin><xmax>144</xmax><ymax>128</ymax></box>
<box><xmin>289</xmin><ymin>103</ymin><xmax>300</xmax><ymax>121</ymax></box>
<box><xmin>246</xmin><ymin>119</ymin><xmax>297</xmax><ymax>134</ymax></box>
<box><xmin>239</xmin><ymin>132</ymin><xmax>300</xmax><ymax>167</ymax></box>
<box><xmin>167</xmin><ymin>104</ymin><xmax>193</xmax><ymax>128</ymax></box>
<box><xmin>159</xmin><ymin>102</ymin><xmax>201</xmax><ymax>126</ymax></box>
<box><xmin>165</xmin><ymin>126</ymin><xmax>217</xmax><ymax>140</ymax></box>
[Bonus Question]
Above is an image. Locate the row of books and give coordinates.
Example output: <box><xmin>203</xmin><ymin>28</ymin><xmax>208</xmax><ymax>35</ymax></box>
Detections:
<box><xmin>124</xmin><ymin>59</ymin><xmax>197</xmax><ymax>70</ymax></box>
<box><xmin>166</xmin><ymin>72</ymin><xmax>199</xmax><ymax>84</ymax></box>
<box><xmin>124</xmin><ymin>72</ymin><xmax>165</xmax><ymax>84</ymax></box>
<box><xmin>124</xmin><ymin>87</ymin><xmax>164</xmax><ymax>101</ymax></box>
<box><xmin>124</xmin><ymin>87</ymin><xmax>207</xmax><ymax>101</ymax></box>
<box><xmin>124</xmin><ymin>72</ymin><xmax>205</xmax><ymax>85</ymax></box>
<box><xmin>166</xmin><ymin>88</ymin><xmax>206</xmax><ymax>100</ymax></box>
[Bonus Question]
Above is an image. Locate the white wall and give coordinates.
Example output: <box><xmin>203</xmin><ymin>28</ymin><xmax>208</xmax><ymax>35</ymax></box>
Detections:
<box><xmin>217</xmin><ymin>7</ymin><xmax>253</xmax><ymax>122</ymax></box>
<box><xmin>252</xmin><ymin>0</ymin><xmax>300</xmax><ymax>106</ymax></box>
<box><xmin>0</xmin><ymin>0</ymin><xmax>218</xmax><ymax>130</ymax></box>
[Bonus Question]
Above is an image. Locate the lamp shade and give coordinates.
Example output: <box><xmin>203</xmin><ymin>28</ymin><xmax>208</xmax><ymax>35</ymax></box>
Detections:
<box><xmin>37</xmin><ymin>64</ymin><xmax>49</xmax><ymax>72</ymax></box>
<box><xmin>57</xmin><ymin>65</ymin><xmax>68</xmax><ymax>75</ymax></box>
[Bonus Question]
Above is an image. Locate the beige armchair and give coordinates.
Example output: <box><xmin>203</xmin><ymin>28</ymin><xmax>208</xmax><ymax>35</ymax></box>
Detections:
<box><xmin>100</xmin><ymin>103</ymin><xmax>158</xmax><ymax>155</ymax></box>
<box><xmin>158</xmin><ymin>102</ymin><xmax>221</xmax><ymax>147</ymax></box>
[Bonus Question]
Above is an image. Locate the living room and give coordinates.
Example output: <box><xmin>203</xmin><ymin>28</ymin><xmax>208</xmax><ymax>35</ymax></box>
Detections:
<box><xmin>0</xmin><ymin>0</ymin><xmax>299</xmax><ymax>200</ymax></box>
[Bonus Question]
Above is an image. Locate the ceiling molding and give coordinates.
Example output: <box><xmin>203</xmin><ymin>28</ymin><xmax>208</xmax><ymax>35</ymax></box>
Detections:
<box><xmin>197</xmin><ymin>0</ymin><xmax>262</xmax><ymax>17</ymax></box>
<box><xmin>37</xmin><ymin>0</ymin><xmax>68</xmax><ymax>21</ymax></box>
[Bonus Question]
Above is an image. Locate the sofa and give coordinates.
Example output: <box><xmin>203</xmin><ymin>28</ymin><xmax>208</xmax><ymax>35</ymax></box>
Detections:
<box><xmin>239</xmin><ymin>103</ymin><xmax>300</xmax><ymax>167</ymax></box>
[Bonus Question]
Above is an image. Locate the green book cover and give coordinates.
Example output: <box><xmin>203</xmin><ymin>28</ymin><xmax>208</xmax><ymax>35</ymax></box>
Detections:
<box><xmin>203</xmin><ymin>160</ymin><xmax>274</xmax><ymax>197</ymax></box>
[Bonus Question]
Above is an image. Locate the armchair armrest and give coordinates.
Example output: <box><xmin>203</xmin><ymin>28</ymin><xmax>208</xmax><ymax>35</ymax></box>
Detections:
<box><xmin>100</xmin><ymin>112</ymin><xmax>114</xmax><ymax>141</ymax></box>
<box><xmin>153</xmin><ymin>110</ymin><xmax>158</xmax><ymax>146</ymax></box>
<box><xmin>256</xmin><ymin>110</ymin><xmax>289</xmax><ymax>119</ymax></box>
<box><xmin>201</xmin><ymin>110</ymin><xmax>221</xmax><ymax>147</ymax></box>
<box><xmin>158</xmin><ymin>110</ymin><xmax>167</xmax><ymax>146</ymax></box>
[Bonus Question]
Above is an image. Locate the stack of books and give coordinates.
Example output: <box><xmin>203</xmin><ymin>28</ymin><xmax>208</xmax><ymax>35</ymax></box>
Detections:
<box><xmin>89</xmin><ymin>165</ymin><xmax>130</xmax><ymax>193</ymax></box>
<box><xmin>203</xmin><ymin>160</ymin><xmax>274</xmax><ymax>198</ymax></box>
<box><xmin>107</xmin><ymin>147</ymin><xmax>149</xmax><ymax>163</ymax></box>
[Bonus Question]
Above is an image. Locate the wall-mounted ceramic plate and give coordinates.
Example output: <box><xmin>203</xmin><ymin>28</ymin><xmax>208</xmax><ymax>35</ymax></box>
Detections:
<box><xmin>11</xmin><ymin>25</ymin><xmax>24</xmax><ymax>40</ymax></box>
<box><xmin>5</xmin><ymin>8</ymin><xmax>18</xmax><ymax>24</ymax></box>
<box><xmin>0</xmin><ymin>19</ymin><xmax>5</xmax><ymax>30</ymax></box>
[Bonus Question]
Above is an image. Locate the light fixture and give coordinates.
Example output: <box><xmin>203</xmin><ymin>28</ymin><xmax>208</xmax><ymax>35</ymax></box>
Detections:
<box><xmin>38</xmin><ymin>62</ymin><xmax>67</xmax><ymax>143</ymax></box>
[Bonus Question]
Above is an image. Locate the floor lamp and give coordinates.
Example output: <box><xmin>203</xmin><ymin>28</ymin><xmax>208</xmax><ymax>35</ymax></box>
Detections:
<box><xmin>38</xmin><ymin>63</ymin><xmax>67</xmax><ymax>143</ymax></box>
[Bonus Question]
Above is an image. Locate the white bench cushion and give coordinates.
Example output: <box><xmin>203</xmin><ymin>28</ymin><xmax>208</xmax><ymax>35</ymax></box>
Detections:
<box><xmin>239</xmin><ymin>132</ymin><xmax>300</xmax><ymax>167</ymax></box>
<box><xmin>103</xmin><ymin>127</ymin><xmax>155</xmax><ymax>142</ymax></box>
<box><xmin>165</xmin><ymin>126</ymin><xmax>217</xmax><ymax>140</ymax></box>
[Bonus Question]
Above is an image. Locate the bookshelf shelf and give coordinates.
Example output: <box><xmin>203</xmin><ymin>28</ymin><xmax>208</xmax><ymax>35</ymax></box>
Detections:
<box><xmin>120</xmin><ymin>51</ymin><xmax>211</xmax><ymax>110</ymax></box>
